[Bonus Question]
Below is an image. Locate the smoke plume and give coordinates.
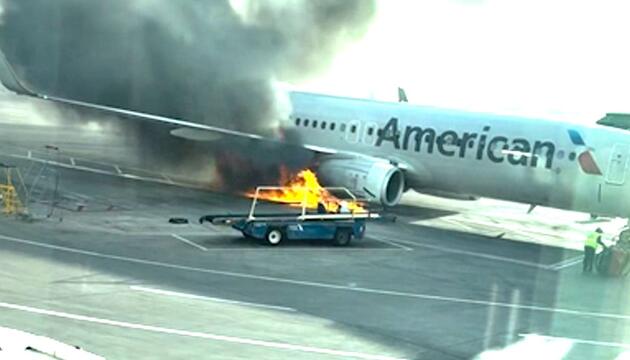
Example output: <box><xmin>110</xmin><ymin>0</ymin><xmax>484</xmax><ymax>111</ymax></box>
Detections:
<box><xmin>0</xmin><ymin>0</ymin><xmax>376</xmax><ymax>188</ymax></box>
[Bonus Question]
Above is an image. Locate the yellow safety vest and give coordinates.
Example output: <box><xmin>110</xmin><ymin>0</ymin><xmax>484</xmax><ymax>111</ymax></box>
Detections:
<box><xmin>585</xmin><ymin>232</ymin><xmax>600</xmax><ymax>249</ymax></box>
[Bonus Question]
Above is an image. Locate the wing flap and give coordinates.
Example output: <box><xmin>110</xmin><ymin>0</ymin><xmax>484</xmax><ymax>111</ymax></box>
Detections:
<box><xmin>170</xmin><ymin>128</ymin><xmax>224</xmax><ymax>141</ymax></box>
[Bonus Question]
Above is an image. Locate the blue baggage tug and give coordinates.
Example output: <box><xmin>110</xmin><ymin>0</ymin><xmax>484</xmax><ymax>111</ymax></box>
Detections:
<box><xmin>199</xmin><ymin>186</ymin><xmax>379</xmax><ymax>246</ymax></box>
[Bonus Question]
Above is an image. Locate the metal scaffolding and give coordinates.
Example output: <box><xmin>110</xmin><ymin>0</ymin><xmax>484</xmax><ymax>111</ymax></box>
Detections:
<box><xmin>22</xmin><ymin>145</ymin><xmax>61</xmax><ymax>219</ymax></box>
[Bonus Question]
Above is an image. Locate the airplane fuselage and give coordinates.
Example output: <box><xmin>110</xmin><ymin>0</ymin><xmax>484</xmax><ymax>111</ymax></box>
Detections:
<box><xmin>288</xmin><ymin>91</ymin><xmax>630</xmax><ymax>218</ymax></box>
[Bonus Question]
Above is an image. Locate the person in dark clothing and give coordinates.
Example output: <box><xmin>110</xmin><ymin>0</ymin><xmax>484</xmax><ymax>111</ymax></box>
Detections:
<box><xmin>583</xmin><ymin>228</ymin><xmax>605</xmax><ymax>273</ymax></box>
<box><xmin>317</xmin><ymin>202</ymin><xmax>327</xmax><ymax>214</ymax></box>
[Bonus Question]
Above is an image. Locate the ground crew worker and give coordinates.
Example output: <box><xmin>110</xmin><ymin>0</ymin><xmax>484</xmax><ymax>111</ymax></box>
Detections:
<box><xmin>583</xmin><ymin>228</ymin><xmax>605</xmax><ymax>273</ymax></box>
<box><xmin>317</xmin><ymin>202</ymin><xmax>327</xmax><ymax>214</ymax></box>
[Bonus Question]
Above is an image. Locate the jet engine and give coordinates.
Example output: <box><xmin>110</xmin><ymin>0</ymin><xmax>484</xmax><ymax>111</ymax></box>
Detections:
<box><xmin>317</xmin><ymin>158</ymin><xmax>405</xmax><ymax>207</ymax></box>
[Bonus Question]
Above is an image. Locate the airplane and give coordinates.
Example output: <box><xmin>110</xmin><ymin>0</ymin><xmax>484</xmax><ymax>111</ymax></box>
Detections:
<box><xmin>1</xmin><ymin>50</ymin><xmax>629</xmax><ymax>220</ymax></box>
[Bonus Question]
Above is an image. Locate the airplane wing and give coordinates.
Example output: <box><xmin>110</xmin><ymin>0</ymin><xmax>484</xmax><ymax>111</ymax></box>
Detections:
<box><xmin>0</xmin><ymin>51</ymin><xmax>265</xmax><ymax>141</ymax></box>
<box><xmin>0</xmin><ymin>50</ymin><xmax>336</xmax><ymax>152</ymax></box>
<box><xmin>0</xmin><ymin>50</ymin><xmax>412</xmax><ymax>169</ymax></box>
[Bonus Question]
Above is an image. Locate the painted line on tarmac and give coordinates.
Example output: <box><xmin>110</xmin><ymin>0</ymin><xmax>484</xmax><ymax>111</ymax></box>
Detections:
<box><xmin>548</xmin><ymin>256</ymin><xmax>581</xmax><ymax>269</ymax></box>
<box><xmin>520</xmin><ymin>334</ymin><xmax>630</xmax><ymax>349</ymax></box>
<box><xmin>130</xmin><ymin>285</ymin><xmax>295</xmax><ymax>312</ymax></box>
<box><xmin>552</xmin><ymin>258</ymin><xmax>582</xmax><ymax>270</ymax></box>
<box><xmin>171</xmin><ymin>234</ymin><xmax>208</xmax><ymax>252</ymax></box>
<box><xmin>548</xmin><ymin>256</ymin><xmax>583</xmax><ymax>270</ymax></box>
<box><xmin>114</xmin><ymin>231</ymin><xmax>234</xmax><ymax>237</ymax></box>
<box><xmin>368</xmin><ymin>236</ymin><xmax>413</xmax><ymax>251</ymax></box>
<box><xmin>440</xmin><ymin>218</ymin><xmax>477</xmax><ymax>233</ymax></box>
<box><xmin>113</xmin><ymin>233</ymin><xmax>407</xmax><ymax>251</ymax></box>
<box><xmin>2</xmin><ymin>234</ymin><xmax>630</xmax><ymax>322</ymax></box>
<box><xmin>373</xmin><ymin>234</ymin><xmax>550</xmax><ymax>270</ymax></box>
<box><xmin>161</xmin><ymin>173</ymin><xmax>174</xmax><ymax>184</ymax></box>
<box><xmin>0</xmin><ymin>301</ymin><xmax>403</xmax><ymax>360</ymax></box>
<box><xmin>455</xmin><ymin>218</ymin><xmax>551</xmax><ymax>237</ymax></box>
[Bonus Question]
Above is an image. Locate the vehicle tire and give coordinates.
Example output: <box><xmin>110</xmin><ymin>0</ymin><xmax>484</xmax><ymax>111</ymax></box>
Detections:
<box><xmin>265</xmin><ymin>228</ymin><xmax>284</xmax><ymax>246</ymax></box>
<box><xmin>334</xmin><ymin>229</ymin><xmax>352</xmax><ymax>246</ymax></box>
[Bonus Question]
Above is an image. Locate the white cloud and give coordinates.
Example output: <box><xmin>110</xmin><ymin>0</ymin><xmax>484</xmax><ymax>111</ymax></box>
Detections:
<box><xmin>300</xmin><ymin>0</ymin><xmax>630</xmax><ymax>123</ymax></box>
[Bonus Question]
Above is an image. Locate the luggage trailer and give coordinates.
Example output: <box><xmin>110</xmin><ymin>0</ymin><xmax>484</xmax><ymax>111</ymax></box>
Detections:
<box><xmin>199</xmin><ymin>186</ymin><xmax>380</xmax><ymax>246</ymax></box>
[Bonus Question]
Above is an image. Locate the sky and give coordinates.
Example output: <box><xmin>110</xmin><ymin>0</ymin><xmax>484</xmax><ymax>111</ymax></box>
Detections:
<box><xmin>299</xmin><ymin>0</ymin><xmax>630</xmax><ymax>124</ymax></box>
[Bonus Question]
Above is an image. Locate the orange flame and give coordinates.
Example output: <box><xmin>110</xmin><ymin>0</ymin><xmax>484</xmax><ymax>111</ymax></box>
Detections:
<box><xmin>246</xmin><ymin>169</ymin><xmax>365</xmax><ymax>213</ymax></box>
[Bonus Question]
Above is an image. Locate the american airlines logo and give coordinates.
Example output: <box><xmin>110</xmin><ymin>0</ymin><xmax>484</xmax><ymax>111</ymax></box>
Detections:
<box><xmin>374</xmin><ymin>118</ymin><xmax>602</xmax><ymax>175</ymax></box>
<box><xmin>375</xmin><ymin>118</ymin><xmax>557</xmax><ymax>169</ymax></box>
<box><xmin>567</xmin><ymin>129</ymin><xmax>602</xmax><ymax>175</ymax></box>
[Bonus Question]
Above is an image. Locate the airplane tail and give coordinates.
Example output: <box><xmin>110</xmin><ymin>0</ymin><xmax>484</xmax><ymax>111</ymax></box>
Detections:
<box><xmin>397</xmin><ymin>87</ymin><xmax>408</xmax><ymax>103</ymax></box>
<box><xmin>597</xmin><ymin>113</ymin><xmax>630</xmax><ymax>131</ymax></box>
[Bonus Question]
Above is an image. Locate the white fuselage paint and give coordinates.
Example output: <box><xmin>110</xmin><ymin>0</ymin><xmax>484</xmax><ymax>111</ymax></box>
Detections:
<box><xmin>287</xmin><ymin>91</ymin><xmax>630</xmax><ymax>218</ymax></box>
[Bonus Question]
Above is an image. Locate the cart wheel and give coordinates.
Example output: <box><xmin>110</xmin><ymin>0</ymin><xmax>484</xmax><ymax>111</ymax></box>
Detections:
<box><xmin>265</xmin><ymin>228</ymin><xmax>283</xmax><ymax>246</ymax></box>
<box><xmin>334</xmin><ymin>229</ymin><xmax>352</xmax><ymax>246</ymax></box>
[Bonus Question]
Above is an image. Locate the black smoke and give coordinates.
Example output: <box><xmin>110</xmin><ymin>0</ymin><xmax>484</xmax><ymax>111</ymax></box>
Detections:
<box><xmin>0</xmin><ymin>0</ymin><xmax>376</xmax><ymax>188</ymax></box>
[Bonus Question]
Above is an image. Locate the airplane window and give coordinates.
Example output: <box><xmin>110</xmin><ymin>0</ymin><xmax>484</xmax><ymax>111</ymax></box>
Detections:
<box><xmin>313</xmin><ymin>120</ymin><xmax>318</xmax><ymax>128</ymax></box>
<box><xmin>330</xmin><ymin>123</ymin><xmax>336</xmax><ymax>131</ymax></box>
<box><xmin>351</xmin><ymin>125</ymin><xmax>357</xmax><ymax>133</ymax></box>
<box><xmin>304</xmin><ymin>119</ymin><xmax>309</xmax><ymax>127</ymax></box>
<box><xmin>321</xmin><ymin>121</ymin><xmax>327</xmax><ymax>129</ymax></box>
<box><xmin>557</xmin><ymin>150</ymin><xmax>565</xmax><ymax>159</ymax></box>
<box><xmin>367</xmin><ymin>127</ymin><xmax>374</xmax><ymax>136</ymax></box>
<box><xmin>568</xmin><ymin>152</ymin><xmax>577</xmax><ymax>161</ymax></box>
<box><xmin>340</xmin><ymin>124</ymin><xmax>346</xmax><ymax>132</ymax></box>
<box><xmin>295</xmin><ymin>118</ymin><xmax>301</xmax><ymax>126</ymax></box>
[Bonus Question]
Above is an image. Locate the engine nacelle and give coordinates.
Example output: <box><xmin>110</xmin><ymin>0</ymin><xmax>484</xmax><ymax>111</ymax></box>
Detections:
<box><xmin>317</xmin><ymin>158</ymin><xmax>405</xmax><ymax>207</ymax></box>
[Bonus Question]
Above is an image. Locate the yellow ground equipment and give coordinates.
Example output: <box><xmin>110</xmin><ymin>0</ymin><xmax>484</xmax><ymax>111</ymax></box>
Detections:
<box><xmin>0</xmin><ymin>163</ymin><xmax>26</xmax><ymax>215</ymax></box>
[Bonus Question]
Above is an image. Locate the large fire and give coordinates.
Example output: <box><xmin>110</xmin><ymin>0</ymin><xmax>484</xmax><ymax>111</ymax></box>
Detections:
<box><xmin>246</xmin><ymin>169</ymin><xmax>365</xmax><ymax>213</ymax></box>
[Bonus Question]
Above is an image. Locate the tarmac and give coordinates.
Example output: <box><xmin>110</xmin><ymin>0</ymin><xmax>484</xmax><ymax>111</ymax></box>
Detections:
<box><xmin>0</xmin><ymin>98</ymin><xmax>628</xmax><ymax>359</ymax></box>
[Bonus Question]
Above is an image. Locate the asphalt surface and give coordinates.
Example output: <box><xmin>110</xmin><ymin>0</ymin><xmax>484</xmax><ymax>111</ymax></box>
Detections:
<box><xmin>0</xmin><ymin>114</ymin><xmax>628</xmax><ymax>359</ymax></box>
